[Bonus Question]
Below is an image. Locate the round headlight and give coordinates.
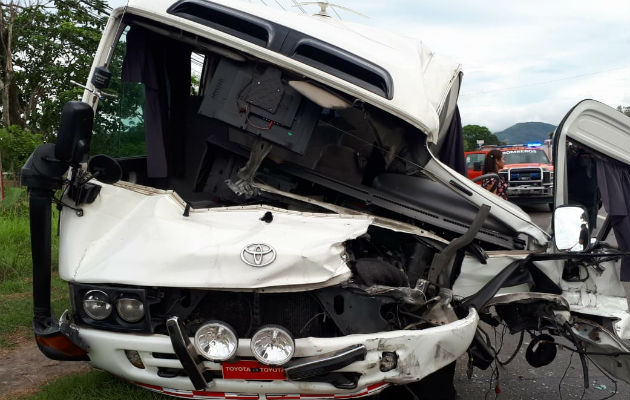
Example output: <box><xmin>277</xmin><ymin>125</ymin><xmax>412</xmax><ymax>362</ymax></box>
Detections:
<box><xmin>83</xmin><ymin>290</ymin><xmax>112</xmax><ymax>320</ymax></box>
<box><xmin>250</xmin><ymin>325</ymin><xmax>294</xmax><ymax>366</ymax></box>
<box><xmin>194</xmin><ymin>321</ymin><xmax>238</xmax><ymax>361</ymax></box>
<box><xmin>116</xmin><ymin>298</ymin><xmax>145</xmax><ymax>323</ymax></box>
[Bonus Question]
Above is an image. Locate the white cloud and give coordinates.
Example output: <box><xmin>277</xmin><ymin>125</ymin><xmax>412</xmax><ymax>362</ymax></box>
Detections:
<box><xmin>332</xmin><ymin>0</ymin><xmax>630</xmax><ymax>131</ymax></box>
<box><xmin>312</xmin><ymin>0</ymin><xmax>630</xmax><ymax>131</ymax></box>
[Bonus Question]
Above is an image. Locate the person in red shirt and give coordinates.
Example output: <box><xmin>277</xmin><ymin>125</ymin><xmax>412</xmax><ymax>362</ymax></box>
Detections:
<box><xmin>481</xmin><ymin>149</ymin><xmax>508</xmax><ymax>199</ymax></box>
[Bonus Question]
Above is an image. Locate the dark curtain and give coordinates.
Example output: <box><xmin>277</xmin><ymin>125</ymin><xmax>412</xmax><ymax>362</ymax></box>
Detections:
<box><xmin>596</xmin><ymin>159</ymin><xmax>630</xmax><ymax>281</ymax></box>
<box><xmin>122</xmin><ymin>27</ymin><xmax>191</xmax><ymax>178</ymax></box>
<box><xmin>437</xmin><ymin>106</ymin><xmax>466</xmax><ymax>176</ymax></box>
<box><xmin>567</xmin><ymin>154</ymin><xmax>599</xmax><ymax>229</ymax></box>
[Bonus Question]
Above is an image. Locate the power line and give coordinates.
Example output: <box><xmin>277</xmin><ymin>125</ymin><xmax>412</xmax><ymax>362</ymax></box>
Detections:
<box><xmin>331</xmin><ymin>5</ymin><xmax>342</xmax><ymax>20</ymax></box>
<box><xmin>288</xmin><ymin>0</ymin><xmax>306</xmax><ymax>14</ymax></box>
<box><xmin>273</xmin><ymin>0</ymin><xmax>285</xmax><ymax>11</ymax></box>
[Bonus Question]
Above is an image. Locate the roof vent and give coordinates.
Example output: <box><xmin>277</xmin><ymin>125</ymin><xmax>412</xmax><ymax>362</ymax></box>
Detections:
<box><xmin>292</xmin><ymin>40</ymin><xmax>392</xmax><ymax>99</ymax></box>
<box><xmin>168</xmin><ymin>0</ymin><xmax>271</xmax><ymax>47</ymax></box>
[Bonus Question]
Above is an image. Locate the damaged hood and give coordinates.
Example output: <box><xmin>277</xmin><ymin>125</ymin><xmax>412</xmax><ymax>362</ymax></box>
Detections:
<box><xmin>119</xmin><ymin>0</ymin><xmax>461</xmax><ymax>142</ymax></box>
<box><xmin>59</xmin><ymin>183</ymin><xmax>373</xmax><ymax>291</ymax></box>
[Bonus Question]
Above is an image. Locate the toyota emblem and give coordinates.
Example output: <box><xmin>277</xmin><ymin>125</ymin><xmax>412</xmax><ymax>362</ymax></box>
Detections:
<box><xmin>241</xmin><ymin>244</ymin><xmax>276</xmax><ymax>267</ymax></box>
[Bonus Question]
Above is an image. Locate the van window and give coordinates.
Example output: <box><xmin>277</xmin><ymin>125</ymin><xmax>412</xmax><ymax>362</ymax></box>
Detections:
<box><xmin>191</xmin><ymin>52</ymin><xmax>205</xmax><ymax>95</ymax></box>
<box><xmin>466</xmin><ymin>153</ymin><xmax>486</xmax><ymax>170</ymax></box>
<box><xmin>92</xmin><ymin>27</ymin><xmax>147</xmax><ymax>158</ymax></box>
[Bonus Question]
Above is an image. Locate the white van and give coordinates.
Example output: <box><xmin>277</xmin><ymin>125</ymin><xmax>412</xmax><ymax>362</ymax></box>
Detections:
<box><xmin>22</xmin><ymin>1</ymin><xmax>629</xmax><ymax>398</ymax></box>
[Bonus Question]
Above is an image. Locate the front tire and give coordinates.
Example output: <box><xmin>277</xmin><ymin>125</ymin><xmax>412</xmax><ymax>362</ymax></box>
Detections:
<box><xmin>375</xmin><ymin>362</ymin><xmax>457</xmax><ymax>400</ymax></box>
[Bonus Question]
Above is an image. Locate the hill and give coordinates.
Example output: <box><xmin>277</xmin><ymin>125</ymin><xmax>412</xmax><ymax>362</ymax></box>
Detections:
<box><xmin>494</xmin><ymin>122</ymin><xmax>556</xmax><ymax>145</ymax></box>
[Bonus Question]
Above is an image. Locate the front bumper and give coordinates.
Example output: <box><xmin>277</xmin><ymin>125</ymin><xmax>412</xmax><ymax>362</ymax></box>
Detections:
<box><xmin>507</xmin><ymin>185</ymin><xmax>553</xmax><ymax>205</ymax></box>
<box><xmin>79</xmin><ymin>308</ymin><xmax>478</xmax><ymax>398</ymax></box>
<box><xmin>507</xmin><ymin>184</ymin><xmax>552</xmax><ymax>199</ymax></box>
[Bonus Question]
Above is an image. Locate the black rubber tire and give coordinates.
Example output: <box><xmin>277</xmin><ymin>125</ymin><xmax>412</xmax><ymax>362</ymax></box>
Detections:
<box><xmin>374</xmin><ymin>362</ymin><xmax>457</xmax><ymax>400</ymax></box>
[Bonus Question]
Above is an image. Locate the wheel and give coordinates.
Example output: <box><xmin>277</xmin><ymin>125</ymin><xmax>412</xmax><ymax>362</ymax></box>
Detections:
<box><xmin>375</xmin><ymin>362</ymin><xmax>457</xmax><ymax>400</ymax></box>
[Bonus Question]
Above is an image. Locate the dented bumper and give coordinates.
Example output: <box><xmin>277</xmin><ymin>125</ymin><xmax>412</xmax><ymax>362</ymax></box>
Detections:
<box><xmin>77</xmin><ymin>308</ymin><xmax>478</xmax><ymax>398</ymax></box>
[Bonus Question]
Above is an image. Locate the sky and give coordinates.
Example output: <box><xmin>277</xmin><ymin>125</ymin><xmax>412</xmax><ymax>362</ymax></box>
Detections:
<box><xmin>109</xmin><ymin>0</ymin><xmax>630</xmax><ymax>132</ymax></box>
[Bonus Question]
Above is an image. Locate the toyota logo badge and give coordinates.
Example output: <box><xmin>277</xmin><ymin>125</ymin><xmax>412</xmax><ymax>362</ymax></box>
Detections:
<box><xmin>241</xmin><ymin>244</ymin><xmax>276</xmax><ymax>267</ymax></box>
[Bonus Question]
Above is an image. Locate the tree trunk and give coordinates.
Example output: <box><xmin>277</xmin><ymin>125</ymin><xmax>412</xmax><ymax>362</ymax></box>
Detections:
<box><xmin>0</xmin><ymin>2</ymin><xmax>23</xmax><ymax>128</ymax></box>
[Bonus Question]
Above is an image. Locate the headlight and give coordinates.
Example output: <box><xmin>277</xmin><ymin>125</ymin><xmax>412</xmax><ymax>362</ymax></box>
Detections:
<box><xmin>250</xmin><ymin>325</ymin><xmax>294</xmax><ymax>366</ymax></box>
<box><xmin>83</xmin><ymin>290</ymin><xmax>112</xmax><ymax>320</ymax></box>
<box><xmin>194</xmin><ymin>321</ymin><xmax>238</xmax><ymax>361</ymax></box>
<box><xmin>116</xmin><ymin>298</ymin><xmax>145</xmax><ymax>323</ymax></box>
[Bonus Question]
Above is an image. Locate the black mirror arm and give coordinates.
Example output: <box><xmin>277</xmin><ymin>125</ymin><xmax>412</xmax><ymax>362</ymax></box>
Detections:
<box><xmin>594</xmin><ymin>215</ymin><xmax>613</xmax><ymax>247</ymax></box>
<box><xmin>457</xmin><ymin>257</ymin><xmax>530</xmax><ymax>315</ymax></box>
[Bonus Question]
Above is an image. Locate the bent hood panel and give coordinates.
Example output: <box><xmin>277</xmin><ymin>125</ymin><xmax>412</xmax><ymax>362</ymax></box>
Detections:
<box><xmin>59</xmin><ymin>184</ymin><xmax>372</xmax><ymax>290</ymax></box>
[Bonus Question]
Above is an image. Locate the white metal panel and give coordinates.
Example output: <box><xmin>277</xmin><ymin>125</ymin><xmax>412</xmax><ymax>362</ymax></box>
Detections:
<box><xmin>79</xmin><ymin>308</ymin><xmax>479</xmax><ymax>392</ymax></box>
<box><xmin>60</xmin><ymin>183</ymin><xmax>373</xmax><ymax>291</ymax></box>
<box><xmin>554</xmin><ymin>99</ymin><xmax>630</xmax><ymax>206</ymax></box>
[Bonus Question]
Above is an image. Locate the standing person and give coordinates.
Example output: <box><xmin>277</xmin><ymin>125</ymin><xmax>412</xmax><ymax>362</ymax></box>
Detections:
<box><xmin>579</xmin><ymin>223</ymin><xmax>589</xmax><ymax>250</ymax></box>
<box><xmin>481</xmin><ymin>149</ymin><xmax>508</xmax><ymax>199</ymax></box>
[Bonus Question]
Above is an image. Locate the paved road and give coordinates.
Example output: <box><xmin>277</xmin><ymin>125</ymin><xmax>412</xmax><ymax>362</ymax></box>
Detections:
<box><xmin>453</xmin><ymin>325</ymin><xmax>629</xmax><ymax>400</ymax></box>
<box><xmin>453</xmin><ymin>205</ymin><xmax>629</xmax><ymax>399</ymax></box>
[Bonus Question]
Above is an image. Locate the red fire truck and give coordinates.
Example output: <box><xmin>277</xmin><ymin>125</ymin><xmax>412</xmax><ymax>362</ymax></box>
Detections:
<box><xmin>465</xmin><ymin>144</ymin><xmax>554</xmax><ymax>208</ymax></box>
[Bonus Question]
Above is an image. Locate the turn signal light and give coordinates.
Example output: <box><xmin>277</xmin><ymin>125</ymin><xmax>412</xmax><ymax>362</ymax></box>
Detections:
<box><xmin>35</xmin><ymin>333</ymin><xmax>89</xmax><ymax>360</ymax></box>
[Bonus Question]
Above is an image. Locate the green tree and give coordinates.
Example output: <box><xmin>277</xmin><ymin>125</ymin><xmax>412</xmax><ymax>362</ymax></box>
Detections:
<box><xmin>0</xmin><ymin>125</ymin><xmax>43</xmax><ymax>174</ymax></box>
<box><xmin>617</xmin><ymin>105</ymin><xmax>630</xmax><ymax>117</ymax></box>
<box><xmin>462</xmin><ymin>124</ymin><xmax>501</xmax><ymax>151</ymax></box>
<box><xmin>1</xmin><ymin>0</ymin><xmax>108</xmax><ymax>139</ymax></box>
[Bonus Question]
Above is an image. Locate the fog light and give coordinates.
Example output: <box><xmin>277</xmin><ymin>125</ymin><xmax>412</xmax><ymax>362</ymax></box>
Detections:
<box><xmin>250</xmin><ymin>325</ymin><xmax>294</xmax><ymax>366</ymax></box>
<box><xmin>194</xmin><ymin>321</ymin><xmax>238</xmax><ymax>361</ymax></box>
<box><xmin>125</xmin><ymin>350</ymin><xmax>145</xmax><ymax>369</ymax></box>
<box><xmin>380</xmin><ymin>352</ymin><xmax>398</xmax><ymax>372</ymax></box>
<box><xmin>83</xmin><ymin>290</ymin><xmax>112</xmax><ymax>320</ymax></box>
<box><xmin>116</xmin><ymin>298</ymin><xmax>145</xmax><ymax>323</ymax></box>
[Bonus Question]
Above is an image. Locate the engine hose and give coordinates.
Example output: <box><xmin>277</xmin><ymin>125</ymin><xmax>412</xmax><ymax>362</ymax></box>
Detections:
<box><xmin>497</xmin><ymin>330</ymin><xmax>524</xmax><ymax>366</ymax></box>
<box><xmin>564</xmin><ymin>321</ymin><xmax>589</xmax><ymax>389</ymax></box>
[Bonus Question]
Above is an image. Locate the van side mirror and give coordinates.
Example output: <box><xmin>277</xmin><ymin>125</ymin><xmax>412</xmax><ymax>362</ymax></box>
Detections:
<box><xmin>55</xmin><ymin>101</ymin><xmax>94</xmax><ymax>166</ymax></box>
<box><xmin>553</xmin><ymin>206</ymin><xmax>590</xmax><ymax>252</ymax></box>
<box><xmin>87</xmin><ymin>155</ymin><xmax>121</xmax><ymax>184</ymax></box>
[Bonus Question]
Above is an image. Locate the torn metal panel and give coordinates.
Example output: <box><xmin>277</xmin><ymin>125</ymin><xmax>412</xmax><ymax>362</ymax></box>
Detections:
<box><xmin>533</xmin><ymin>258</ymin><xmax>630</xmax><ymax>339</ymax></box>
<box><xmin>453</xmin><ymin>253</ymin><xmax>532</xmax><ymax>298</ymax></box>
<box><xmin>484</xmin><ymin>292</ymin><xmax>571</xmax><ymax>311</ymax></box>
<box><xmin>60</xmin><ymin>184</ymin><xmax>373</xmax><ymax>291</ymax></box>
<box><xmin>571</xmin><ymin>318</ymin><xmax>630</xmax><ymax>384</ymax></box>
<box><xmin>254</xmin><ymin>182</ymin><xmax>449</xmax><ymax>244</ymax></box>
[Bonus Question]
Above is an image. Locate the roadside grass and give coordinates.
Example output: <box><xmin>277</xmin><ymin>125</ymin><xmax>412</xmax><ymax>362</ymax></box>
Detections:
<box><xmin>0</xmin><ymin>186</ymin><xmax>66</xmax><ymax>348</ymax></box>
<box><xmin>0</xmin><ymin>187</ymin><xmax>33</xmax><ymax>283</ymax></box>
<box><xmin>0</xmin><ymin>278</ymin><xmax>69</xmax><ymax>347</ymax></box>
<box><xmin>21</xmin><ymin>370</ymin><xmax>165</xmax><ymax>400</ymax></box>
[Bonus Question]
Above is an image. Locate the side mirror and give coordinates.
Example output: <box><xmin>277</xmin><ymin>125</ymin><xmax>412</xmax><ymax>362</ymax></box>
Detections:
<box><xmin>55</xmin><ymin>101</ymin><xmax>94</xmax><ymax>166</ymax></box>
<box><xmin>473</xmin><ymin>161</ymin><xmax>482</xmax><ymax>171</ymax></box>
<box><xmin>553</xmin><ymin>206</ymin><xmax>590</xmax><ymax>252</ymax></box>
<box><xmin>87</xmin><ymin>155</ymin><xmax>122</xmax><ymax>184</ymax></box>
